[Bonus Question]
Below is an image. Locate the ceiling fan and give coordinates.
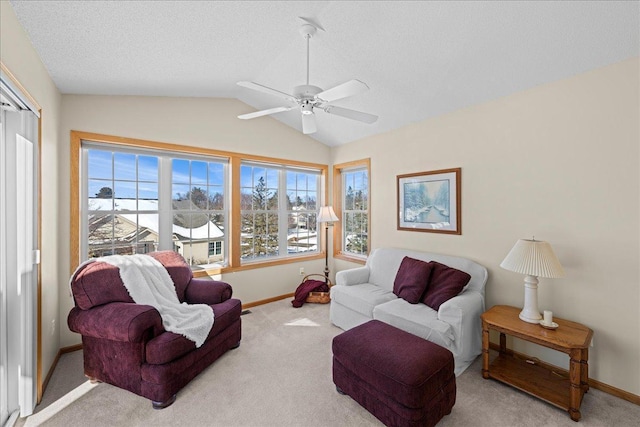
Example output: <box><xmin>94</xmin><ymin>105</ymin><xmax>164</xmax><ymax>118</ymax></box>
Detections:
<box><xmin>237</xmin><ymin>18</ymin><xmax>378</xmax><ymax>135</ymax></box>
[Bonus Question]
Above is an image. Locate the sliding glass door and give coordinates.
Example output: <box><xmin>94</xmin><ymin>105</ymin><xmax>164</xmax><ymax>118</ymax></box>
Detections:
<box><xmin>0</xmin><ymin>79</ymin><xmax>39</xmax><ymax>424</ymax></box>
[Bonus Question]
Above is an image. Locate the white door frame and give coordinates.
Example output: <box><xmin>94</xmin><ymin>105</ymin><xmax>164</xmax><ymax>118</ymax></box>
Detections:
<box><xmin>1</xmin><ymin>115</ymin><xmax>9</xmax><ymax>427</ymax></box>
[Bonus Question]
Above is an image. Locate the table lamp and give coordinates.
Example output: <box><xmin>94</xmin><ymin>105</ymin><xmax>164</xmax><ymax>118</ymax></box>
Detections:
<box><xmin>317</xmin><ymin>206</ymin><xmax>339</xmax><ymax>284</ymax></box>
<box><xmin>500</xmin><ymin>238</ymin><xmax>564</xmax><ymax>323</ymax></box>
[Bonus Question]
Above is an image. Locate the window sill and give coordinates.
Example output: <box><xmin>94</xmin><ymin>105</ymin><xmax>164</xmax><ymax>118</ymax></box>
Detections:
<box><xmin>184</xmin><ymin>253</ymin><xmax>328</xmax><ymax>278</ymax></box>
<box><xmin>221</xmin><ymin>253</ymin><xmax>325</xmax><ymax>274</ymax></box>
<box><xmin>193</xmin><ymin>268</ymin><xmax>223</xmax><ymax>278</ymax></box>
<box><xmin>334</xmin><ymin>252</ymin><xmax>367</xmax><ymax>265</ymax></box>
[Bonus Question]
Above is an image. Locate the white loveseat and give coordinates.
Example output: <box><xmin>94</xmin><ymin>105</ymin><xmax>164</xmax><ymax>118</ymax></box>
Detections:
<box><xmin>330</xmin><ymin>247</ymin><xmax>488</xmax><ymax>376</ymax></box>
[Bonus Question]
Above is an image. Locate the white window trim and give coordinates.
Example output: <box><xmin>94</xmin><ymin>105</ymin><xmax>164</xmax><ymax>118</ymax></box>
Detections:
<box><xmin>240</xmin><ymin>161</ymin><xmax>322</xmax><ymax>264</ymax></box>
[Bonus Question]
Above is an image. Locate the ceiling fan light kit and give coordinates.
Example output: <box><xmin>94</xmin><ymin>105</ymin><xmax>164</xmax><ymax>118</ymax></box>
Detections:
<box><xmin>237</xmin><ymin>18</ymin><xmax>378</xmax><ymax>135</ymax></box>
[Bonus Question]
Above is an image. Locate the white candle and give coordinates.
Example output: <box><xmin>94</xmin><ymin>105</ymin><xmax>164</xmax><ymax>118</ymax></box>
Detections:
<box><xmin>543</xmin><ymin>310</ymin><xmax>553</xmax><ymax>324</ymax></box>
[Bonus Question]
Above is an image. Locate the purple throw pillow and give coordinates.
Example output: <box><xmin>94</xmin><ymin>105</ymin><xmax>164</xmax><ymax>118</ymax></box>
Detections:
<box><xmin>422</xmin><ymin>261</ymin><xmax>471</xmax><ymax>310</ymax></box>
<box><xmin>393</xmin><ymin>257</ymin><xmax>433</xmax><ymax>304</ymax></box>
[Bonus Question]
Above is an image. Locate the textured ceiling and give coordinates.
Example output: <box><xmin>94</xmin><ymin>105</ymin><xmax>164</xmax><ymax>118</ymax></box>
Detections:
<box><xmin>8</xmin><ymin>1</ymin><xmax>639</xmax><ymax>147</ymax></box>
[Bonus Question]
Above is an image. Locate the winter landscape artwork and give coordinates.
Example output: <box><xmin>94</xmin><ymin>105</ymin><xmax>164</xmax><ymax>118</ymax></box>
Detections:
<box><xmin>397</xmin><ymin>168</ymin><xmax>461</xmax><ymax>234</ymax></box>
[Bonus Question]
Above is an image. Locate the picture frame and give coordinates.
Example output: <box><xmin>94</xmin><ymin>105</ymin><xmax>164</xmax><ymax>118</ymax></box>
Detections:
<box><xmin>397</xmin><ymin>168</ymin><xmax>461</xmax><ymax>234</ymax></box>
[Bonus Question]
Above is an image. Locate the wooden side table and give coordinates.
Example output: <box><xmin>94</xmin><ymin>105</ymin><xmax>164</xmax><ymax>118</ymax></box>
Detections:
<box><xmin>481</xmin><ymin>305</ymin><xmax>593</xmax><ymax>421</ymax></box>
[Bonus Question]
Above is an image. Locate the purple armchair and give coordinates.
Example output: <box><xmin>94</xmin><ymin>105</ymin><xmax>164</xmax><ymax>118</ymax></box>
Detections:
<box><xmin>67</xmin><ymin>251</ymin><xmax>242</xmax><ymax>408</ymax></box>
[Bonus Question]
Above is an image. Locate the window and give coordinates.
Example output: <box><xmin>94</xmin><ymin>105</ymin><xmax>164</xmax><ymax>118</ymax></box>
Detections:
<box><xmin>172</xmin><ymin>158</ymin><xmax>227</xmax><ymax>268</ymax></box>
<box><xmin>83</xmin><ymin>143</ymin><xmax>228</xmax><ymax>270</ymax></box>
<box><xmin>240</xmin><ymin>164</ymin><xmax>280</xmax><ymax>259</ymax></box>
<box><xmin>86</xmin><ymin>149</ymin><xmax>160</xmax><ymax>257</ymax></box>
<box><xmin>72</xmin><ymin>131</ymin><xmax>327</xmax><ymax>275</ymax></box>
<box><xmin>240</xmin><ymin>162</ymin><xmax>320</xmax><ymax>262</ymax></box>
<box><xmin>208</xmin><ymin>241</ymin><xmax>222</xmax><ymax>256</ymax></box>
<box><xmin>286</xmin><ymin>170</ymin><xmax>318</xmax><ymax>254</ymax></box>
<box><xmin>334</xmin><ymin>159</ymin><xmax>370</xmax><ymax>262</ymax></box>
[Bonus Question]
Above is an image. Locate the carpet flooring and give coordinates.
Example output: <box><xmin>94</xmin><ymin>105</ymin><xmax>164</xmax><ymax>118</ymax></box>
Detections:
<box><xmin>17</xmin><ymin>299</ymin><xmax>640</xmax><ymax>426</ymax></box>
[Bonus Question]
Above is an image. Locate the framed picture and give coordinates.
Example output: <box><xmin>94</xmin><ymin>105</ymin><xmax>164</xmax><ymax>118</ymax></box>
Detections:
<box><xmin>397</xmin><ymin>168</ymin><xmax>461</xmax><ymax>234</ymax></box>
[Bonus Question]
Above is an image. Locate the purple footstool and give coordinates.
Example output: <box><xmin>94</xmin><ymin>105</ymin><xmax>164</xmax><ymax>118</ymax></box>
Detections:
<box><xmin>332</xmin><ymin>320</ymin><xmax>456</xmax><ymax>427</ymax></box>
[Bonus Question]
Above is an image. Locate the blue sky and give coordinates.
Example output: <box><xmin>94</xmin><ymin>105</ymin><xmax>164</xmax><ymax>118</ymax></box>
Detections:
<box><xmin>343</xmin><ymin>169</ymin><xmax>368</xmax><ymax>191</ymax></box>
<box><xmin>87</xmin><ymin>148</ymin><xmax>319</xmax><ymax>207</ymax></box>
<box><xmin>88</xmin><ymin>149</ymin><xmax>225</xmax><ymax>200</ymax></box>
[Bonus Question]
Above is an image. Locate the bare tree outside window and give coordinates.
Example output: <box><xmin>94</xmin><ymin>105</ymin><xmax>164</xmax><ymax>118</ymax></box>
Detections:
<box><xmin>337</xmin><ymin>162</ymin><xmax>370</xmax><ymax>258</ymax></box>
<box><xmin>241</xmin><ymin>165</ymin><xmax>320</xmax><ymax>261</ymax></box>
<box><xmin>241</xmin><ymin>175</ymin><xmax>279</xmax><ymax>258</ymax></box>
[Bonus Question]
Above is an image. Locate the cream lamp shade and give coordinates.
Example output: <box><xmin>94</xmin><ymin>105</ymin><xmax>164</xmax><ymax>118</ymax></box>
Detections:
<box><xmin>500</xmin><ymin>239</ymin><xmax>564</xmax><ymax>323</ymax></box>
<box><xmin>317</xmin><ymin>206</ymin><xmax>339</xmax><ymax>223</ymax></box>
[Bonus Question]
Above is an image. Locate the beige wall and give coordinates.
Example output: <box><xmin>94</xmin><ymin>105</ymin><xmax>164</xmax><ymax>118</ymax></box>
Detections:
<box><xmin>332</xmin><ymin>58</ymin><xmax>640</xmax><ymax>395</ymax></box>
<box><xmin>0</xmin><ymin>1</ymin><xmax>62</xmax><ymax>393</ymax></box>
<box><xmin>58</xmin><ymin>95</ymin><xmax>331</xmax><ymax>347</ymax></box>
<box><xmin>4</xmin><ymin>0</ymin><xmax>639</xmax><ymax>398</ymax></box>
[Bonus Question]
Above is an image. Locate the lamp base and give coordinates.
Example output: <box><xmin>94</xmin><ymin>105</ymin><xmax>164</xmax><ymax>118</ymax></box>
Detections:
<box><xmin>519</xmin><ymin>310</ymin><xmax>542</xmax><ymax>324</ymax></box>
<box><xmin>519</xmin><ymin>275</ymin><xmax>542</xmax><ymax>324</ymax></box>
<box><xmin>323</xmin><ymin>224</ymin><xmax>329</xmax><ymax>284</ymax></box>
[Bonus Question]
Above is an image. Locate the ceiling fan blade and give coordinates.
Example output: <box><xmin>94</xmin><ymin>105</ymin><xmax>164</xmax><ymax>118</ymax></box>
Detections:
<box><xmin>298</xmin><ymin>17</ymin><xmax>325</xmax><ymax>32</ymax></box>
<box><xmin>238</xmin><ymin>106</ymin><xmax>293</xmax><ymax>120</ymax></box>
<box><xmin>237</xmin><ymin>81</ymin><xmax>297</xmax><ymax>103</ymax></box>
<box><xmin>301</xmin><ymin>113</ymin><xmax>317</xmax><ymax>134</ymax></box>
<box><xmin>323</xmin><ymin>105</ymin><xmax>378</xmax><ymax>124</ymax></box>
<box><xmin>316</xmin><ymin>79</ymin><xmax>370</xmax><ymax>103</ymax></box>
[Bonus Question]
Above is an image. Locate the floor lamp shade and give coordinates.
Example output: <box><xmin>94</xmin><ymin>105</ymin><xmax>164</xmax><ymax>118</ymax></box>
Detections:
<box><xmin>500</xmin><ymin>239</ymin><xmax>564</xmax><ymax>323</ymax></box>
<box><xmin>317</xmin><ymin>206</ymin><xmax>339</xmax><ymax>223</ymax></box>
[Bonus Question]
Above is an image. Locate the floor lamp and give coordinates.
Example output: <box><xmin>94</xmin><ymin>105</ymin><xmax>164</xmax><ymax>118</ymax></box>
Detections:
<box><xmin>317</xmin><ymin>206</ymin><xmax>339</xmax><ymax>284</ymax></box>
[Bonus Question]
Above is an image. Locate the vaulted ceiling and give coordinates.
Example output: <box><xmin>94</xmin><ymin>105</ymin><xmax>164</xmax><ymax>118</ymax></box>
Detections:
<box><xmin>9</xmin><ymin>1</ymin><xmax>639</xmax><ymax>146</ymax></box>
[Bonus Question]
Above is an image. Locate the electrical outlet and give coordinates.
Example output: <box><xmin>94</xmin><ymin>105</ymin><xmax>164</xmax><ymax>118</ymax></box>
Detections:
<box><xmin>590</xmin><ymin>337</ymin><xmax>594</xmax><ymax>348</ymax></box>
<box><xmin>299</xmin><ymin>267</ymin><xmax>305</xmax><ymax>276</ymax></box>
<box><xmin>50</xmin><ymin>319</ymin><xmax>56</xmax><ymax>335</ymax></box>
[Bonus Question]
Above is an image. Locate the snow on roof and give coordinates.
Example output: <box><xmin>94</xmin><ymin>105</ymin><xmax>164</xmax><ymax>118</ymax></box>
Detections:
<box><xmin>89</xmin><ymin>198</ymin><xmax>223</xmax><ymax>239</ymax></box>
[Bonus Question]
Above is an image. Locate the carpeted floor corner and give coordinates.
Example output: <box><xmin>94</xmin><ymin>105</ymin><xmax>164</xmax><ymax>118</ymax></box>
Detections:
<box><xmin>18</xmin><ymin>299</ymin><xmax>640</xmax><ymax>426</ymax></box>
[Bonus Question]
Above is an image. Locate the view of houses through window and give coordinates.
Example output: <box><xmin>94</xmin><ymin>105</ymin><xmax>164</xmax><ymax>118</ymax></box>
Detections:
<box><xmin>82</xmin><ymin>141</ymin><xmax>323</xmax><ymax>271</ymax></box>
<box><xmin>87</xmin><ymin>149</ymin><xmax>161</xmax><ymax>258</ymax></box>
<box><xmin>86</xmin><ymin>148</ymin><xmax>228</xmax><ymax>269</ymax></box>
<box><xmin>171</xmin><ymin>158</ymin><xmax>226</xmax><ymax>267</ymax></box>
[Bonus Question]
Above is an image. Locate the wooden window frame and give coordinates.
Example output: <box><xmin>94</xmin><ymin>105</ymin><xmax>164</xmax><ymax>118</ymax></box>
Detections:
<box><xmin>333</xmin><ymin>158</ymin><xmax>371</xmax><ymax>265</ymax></box>
<box><xmin>70</xmin><ymin>130</ymin><xmax>327</xmax><ymax>277</ymax></box>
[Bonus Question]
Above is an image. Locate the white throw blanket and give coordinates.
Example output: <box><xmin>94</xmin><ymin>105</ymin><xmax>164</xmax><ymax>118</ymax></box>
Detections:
<box><xmin>97</xmin><ymin>254</ymin><xmax>214</xmax><ymax>348</ymax></box>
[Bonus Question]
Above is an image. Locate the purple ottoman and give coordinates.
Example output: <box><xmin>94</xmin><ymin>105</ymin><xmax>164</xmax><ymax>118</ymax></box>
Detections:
<box><xmin>332</xmin><ymin>320</ymin><xmax>456</xmax><ymax>427</ymax></box>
